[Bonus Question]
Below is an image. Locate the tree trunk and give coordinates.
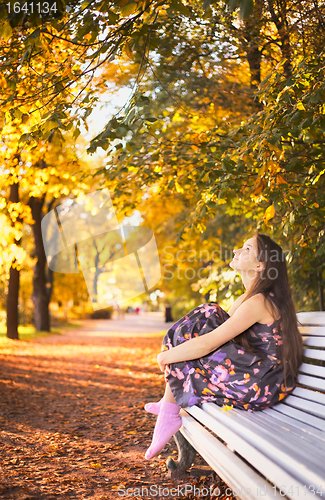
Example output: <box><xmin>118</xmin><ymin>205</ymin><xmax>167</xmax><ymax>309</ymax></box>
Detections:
<box><xmin>29</xmin><ymin>195</ymin><xmax>53</xmax><ymax>331</ymax></box>
<box><xmin>6</xmin><ymin>182</ymin><xmax>20</xmax><ymax>339</ymax></box>
<box><xmin>268</xmin><ymin>0</ymin><xmax>292</xmax><ymax>79</ymax></box>
<box><xmin>243</xmin><ymin>0</ymin><xmax>263</xmax><ymax>91</ymax></box>
<box><xmin>7</xmin><ymin>266</ymin><xmax>20</xmax><ymax>339</ymax></box>
<box><xmin>318</xmin><ymin>271</ymin><xmax>324</xmax><ymax>311</ymax></box>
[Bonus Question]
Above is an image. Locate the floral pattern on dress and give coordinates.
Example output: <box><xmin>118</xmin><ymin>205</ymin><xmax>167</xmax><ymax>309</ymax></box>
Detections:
<box><xmin>162</xmin><ymin>299</ymin><xmax>295</xmax><ymax>411</ymax></box>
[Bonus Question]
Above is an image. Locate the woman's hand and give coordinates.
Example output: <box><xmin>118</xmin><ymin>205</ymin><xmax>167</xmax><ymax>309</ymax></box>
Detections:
<box><xmin>157</xmin><ymin>351</ymin><xmax>171</xmax><ymax>374</ymax></box>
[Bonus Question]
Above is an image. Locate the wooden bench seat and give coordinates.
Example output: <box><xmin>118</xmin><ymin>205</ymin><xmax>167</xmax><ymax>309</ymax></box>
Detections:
<box><xmin>166</xmin><ymin>312</ymin><xmax>325</xmax><ymax>500</ymax></box>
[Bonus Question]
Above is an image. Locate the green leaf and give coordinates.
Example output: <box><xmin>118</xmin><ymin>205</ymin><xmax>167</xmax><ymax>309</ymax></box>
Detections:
<box><xmin>170</xmin><ymin>0</ymin><xmax>192</xmax><ymax>17</ymax></box>
<box><xmin>43</xmin><ymin>120</ymin><xmax>59</xmax><ymax>133</ymax></box>
<box><xmin>24</xmin><ymin>27</ymin><xmax>41</xmax><ymax>46</ymax></box>
<box><xmin>0</xmin><ymin>22</ymin><xmax>12</xmax><ymax>42</ymax></box>
<box><xmin>135</xmin><ymin>95</ymin><xmax>150</xmax><ymax>106</ymax></box>
<box><xmin>18</xmin><ymin>133</ymin><xmax>32</xmax><ymax>144</ymax></box>
<box><xmin>120</xmin><ymin>2</ymin><xmax>138</xmax><ymax>16</ymax></box>
<box><xmin>202</xmin><ymin>0</ymin><xmax>211</xmax><ymax>13</ymax></box>
<box><xmin>81</xmin><ymin>0</ymin><xmax>94</xmax><ymax>8</ymax></box>
<box><xmin>108</xmin><ymin>11</ymin><xmax>119</xmax><ymax>23</ymax></box>
<box><xmin>227</xmin><ymin>0</ymin><xmax>240</xmax><ymax>11</ymax></box>
<box><xmin>239</xmin><ymin>0</ymin><xmax>254</xmax><ymax>20</ymax></box>
<box><xmin>145</xmin><ymin>116</ymin><xmax>157</xmax><ymax>123</ymax></box>
<box><xmin>73</xmin><ymin>127</ymin><xmax>81</xmax><ymax>140</ymax></box>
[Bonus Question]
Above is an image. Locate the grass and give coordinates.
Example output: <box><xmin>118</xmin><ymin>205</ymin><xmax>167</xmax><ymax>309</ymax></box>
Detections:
<box><xmin>0</xmin><ymin>320</ymin><xmax>82</xmax><ymax>343</ymax></box>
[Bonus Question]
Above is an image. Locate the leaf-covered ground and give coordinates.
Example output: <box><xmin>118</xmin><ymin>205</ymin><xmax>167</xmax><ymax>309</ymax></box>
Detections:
<box><xmin>0</xmin><ymin>313</ymin><xmax>235</xmax><ymax>500</ymax></box>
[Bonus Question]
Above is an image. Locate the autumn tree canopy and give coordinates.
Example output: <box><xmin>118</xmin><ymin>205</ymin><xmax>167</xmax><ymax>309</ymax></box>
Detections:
<box><xmin>1</xmin><ymin>0</ymin><xmax>325</xmax><ymax>339</ymax></box>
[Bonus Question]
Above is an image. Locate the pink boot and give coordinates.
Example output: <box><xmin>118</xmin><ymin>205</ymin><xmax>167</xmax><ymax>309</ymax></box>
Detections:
<box><xmin>145</xmin><ymin>401</ymin><xmax>182</xmax><ymax>460</ymax></box>
<box><xmin>144</xmin><ymin>398</ymin><xmax>163</xmax><ymax>415</ymax></box>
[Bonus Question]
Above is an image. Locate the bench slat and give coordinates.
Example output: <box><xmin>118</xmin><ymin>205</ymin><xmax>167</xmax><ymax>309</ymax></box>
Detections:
<box><xmin>297</xmin><ymin>373</ymin><xmax>325</xmax><ymax>391</ymax></box>
<box><xmin>180</xmin><ymin>411</ymin><xmax>276</xmax><ymax>500</ymax></box>
<box><xmin>303</xmin><ymin>348</ymin><xmax>325</xmax><ymax>361</ymax></box>
<box><xmin>185</xmin><ymin>407</ymin><xmax>317</xmax><ymax>500</ymax></box>
<box><xmin>234</xmin><ymin>409</ymin><xmax>325</xmax><ymax>452</ymax></box>
<box><xmin>201</xmin><ymin>404</ymin><xmax>325</xmax><ymax>475</ymax></box>
<box><xmin>298</xmin><ymin>362</ymin><xmax>325</xmax><ymax>378</ymax></box>
<box><xmin>292</xmin><ymin>385</ymin><xmax>325</xmax><ymax>406</ymax></box>
<box><xmin>271</xmin><ymin>402</ymin><xmax>325</xmax><ymax>431</ymax></box>
<box><xmin>196</xmin><ymin>404</ymin><xmax>324</xmax><ymax>498</ymax></box>
<box><xmin>282</xmin><ymin>394</ymin><xmax>325</xmax><ymax>419</ymax></box>
<box><xmin>299</xmin><ymin>326</ymin><xmax>325</xmax><ymax>336</ymax></box>
<box><xmin>297</xmin><ymin>312</ymin><xmax>325</xmax><ymax>325</ymax></box>
<box><xmin>263</xmin><ymin>406</ymin><xmax>325</xmax><ymax>442</ymax></box>
<box><xmin>303</xmin><ymin>336</ymin><xmax>325</xmax><ymax>347</ymax></box>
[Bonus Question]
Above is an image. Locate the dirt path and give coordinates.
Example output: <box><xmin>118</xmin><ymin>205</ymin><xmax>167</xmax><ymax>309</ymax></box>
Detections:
<box><xmin>0</xmin><ymin>313</ymin><xmax>230</xmax><ymax>500</ymax></box>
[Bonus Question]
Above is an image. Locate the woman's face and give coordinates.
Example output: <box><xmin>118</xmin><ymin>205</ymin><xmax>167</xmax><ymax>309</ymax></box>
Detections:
<box><xmin>229</xmin><ymin>236</ymin><xmax>262</xmax><ymax>275</ymax></box>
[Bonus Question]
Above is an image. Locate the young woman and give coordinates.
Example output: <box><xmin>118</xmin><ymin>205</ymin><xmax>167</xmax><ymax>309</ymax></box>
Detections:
<box><xmin>144</xmin><ymin>231</ymin><xmax>303</xmax><ymax>460</ymax></box>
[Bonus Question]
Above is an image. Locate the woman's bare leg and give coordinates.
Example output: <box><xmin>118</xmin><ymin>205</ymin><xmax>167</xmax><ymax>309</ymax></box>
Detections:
<box><xmin>145</xmin><ymin>382</ymin><xmax>177</xmax><ymax>414</ymax></box>
<box><xmin>163</xmin><ymin>382</ymin><xmax>177</xmax><ymax>404</ymax></box>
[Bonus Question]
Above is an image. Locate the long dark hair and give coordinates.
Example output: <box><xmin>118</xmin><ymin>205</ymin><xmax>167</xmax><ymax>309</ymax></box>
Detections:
<box><xmin>233</xmin><ymin>231</ymin><xmax>303</xmax><ymax>387</ymax></box>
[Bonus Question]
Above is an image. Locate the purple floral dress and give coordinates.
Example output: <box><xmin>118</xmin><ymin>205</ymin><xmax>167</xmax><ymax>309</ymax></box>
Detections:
<box><xmin>162</xmin><ymin>295</ymin><xmax>295</xmax><ymax>411</ymax></box>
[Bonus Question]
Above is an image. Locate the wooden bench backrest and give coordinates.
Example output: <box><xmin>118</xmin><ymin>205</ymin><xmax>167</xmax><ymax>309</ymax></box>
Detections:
<box><xmin>277</xmin><ymin>312</ymin><xmax>325</xmax><ymax>432</ymax></box>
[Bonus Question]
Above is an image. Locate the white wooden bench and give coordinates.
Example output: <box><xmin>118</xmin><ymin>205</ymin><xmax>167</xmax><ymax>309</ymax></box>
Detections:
<box><xmin>166</xmin><ymin>312</ymin><xmax>325</xmax><ymax>500</ymax></box>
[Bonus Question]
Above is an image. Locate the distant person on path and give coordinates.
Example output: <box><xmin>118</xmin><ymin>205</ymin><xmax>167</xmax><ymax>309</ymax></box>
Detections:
<box><xmin>165</xmin><ymin>304</ymin><xmax>173</xmax><ymax>323</ymax></box>
<box><xmin>117</xmin><ymin>304</ymin><xmax>124</xmax><ymax>320</ymax></box>
<box><xmin>143</xmin><ymin>231</ymin><xmax>303</xmax><ymax>460</ymax></box>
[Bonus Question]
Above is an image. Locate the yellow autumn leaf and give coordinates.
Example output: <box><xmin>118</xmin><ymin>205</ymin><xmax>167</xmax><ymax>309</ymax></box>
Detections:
<box><xmin>277</xmin><ymin>175</ymin><xmax>288</xmax><ymax>185</ymax></box>
<box><xmin>62</xmin><ymin>66</ymin><xmax>71</xmax><ymax>77</ymax></box>
<box><xmin>297</xmin><ymin>102</ymin><xmax>306</xmax><ymax>111</ymax></box>
<box><xmin>120</xmin><ymin>2</ymin><xmax>138</xmax><ymax>16</ymax></box>
<box><xmin>264</xmin><ymin>205</ymin><xmax>275</xmax><ymax>223</ymax></box>
<box><xmin>202</xmin><ymin>172</ymin><xmax>210</xmax><ymax>182</ymax></box>
<box><xmin>126</xmin><ymin>430</ymin><xmax>137</xmax><ymax>434</ymax></box>
<box><xmin>124</xmin><ymin>41</ymin><xmax>133</xmax><ymax>59</ymax></box>
<box><xmin>90</xmin><ymin>463</ymin><xmax>102</xmax><ymax>468</ymax></box>
<box><xmin>172</xmin><ymin>112</ymin><xmax>182</xmax><ymax>123</ymax></box>
<box><xmin>1</xmin><ymin>22</ymin><xmax>12</xmax><ymax>42</ymax></box>
<box><xmin>197</xmin><ymin>222</ymin><xmax>206</xmax><ymax>232</ymax></box>
<box><xmin>175</xmin><ymin>180</ymin><xmax>184</xmax><ymax>193</ymax></box>
<box><xmin>0</xmin><ymin>76</ymin><xmax>7</xmax><ymax>88</ymax></box>
<box><xmin>221</xmin><ymin>405</ymin><xmax>233</xmax><ymax>411</ymax></box>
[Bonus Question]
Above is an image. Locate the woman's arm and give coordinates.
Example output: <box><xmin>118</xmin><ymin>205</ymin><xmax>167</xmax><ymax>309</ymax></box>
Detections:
<box><xmin>158</xmin><ymin>294</ymin><xmax>266</xmax><ymax>371</ymax></box>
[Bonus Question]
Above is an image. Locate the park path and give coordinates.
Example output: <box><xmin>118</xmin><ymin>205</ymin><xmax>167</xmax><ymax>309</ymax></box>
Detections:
<box><xmin>0</xmin><ymin>312</ymin><xmax>225</xmax><ymax>500</ymax></box>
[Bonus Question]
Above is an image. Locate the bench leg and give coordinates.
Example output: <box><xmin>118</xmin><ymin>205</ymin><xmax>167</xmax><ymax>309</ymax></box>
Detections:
<box><xmin>166</xmin><ymin>430</ymin><xmax>197</xmax><ymax>477</ymax></box>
